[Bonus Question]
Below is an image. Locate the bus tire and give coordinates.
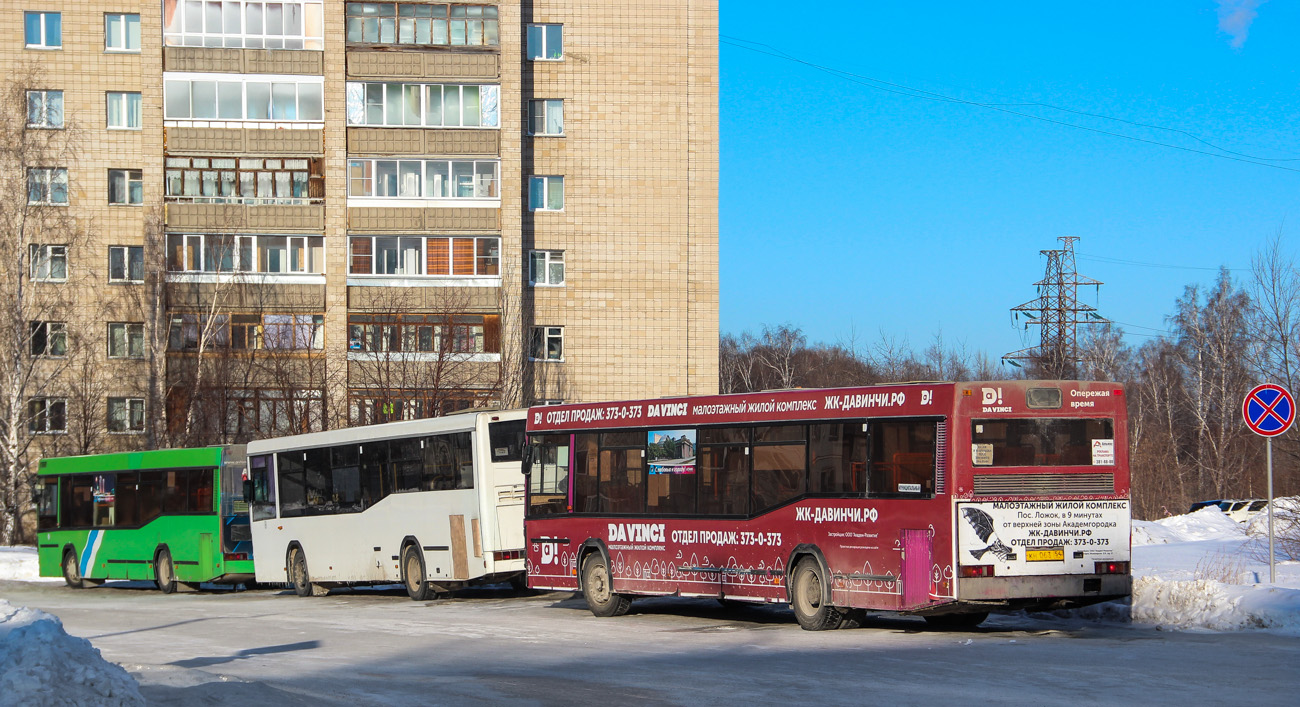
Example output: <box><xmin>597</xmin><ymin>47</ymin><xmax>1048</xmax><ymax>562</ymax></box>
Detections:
<box><xmin>156</xmin><ymin>549</ymin><xmax>177</xmax><ymax>594</ymax></box>
<box><xmin>508</xmin><ymin>572</ymin><xmax>529</xmax><ymax>593</ymax></box>
<box><xmin>289</xmin><ymin>547</ymin><xmax>315</xmax><ymax>598</ymax></box>
<box><xmin>790</xmin><ymin>557</ymin><xmax>844</xmax><ymax>631</ymax></box>
<box><xmin>923</xmin><ymin>612</ymin><xmax>988</xmax><ymax>630</ymax></box>
<box><xmin>61</xmin><ymin>550</ymin><xmax>86</xmax><ymax>589</ymax></box>
<box><xmin>402</xmin><ymin>545</ymin><xmax>434</xmax><ymax>601</ymax></box>
<box><xmin>581</xmin><ymin>554</ymin><xmax>631</xmax><ymax>618</ymax></box>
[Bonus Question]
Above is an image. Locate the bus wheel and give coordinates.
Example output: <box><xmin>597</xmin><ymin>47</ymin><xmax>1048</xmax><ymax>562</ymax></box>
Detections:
<box><xmin>581</xmin><ymin>554</ymin><xmax>631</xmax><ymax>618</ymax></box>
<box><xmin>289</xmin><ymin>547</ymin><xmax>314</xmax><ymax>598</ymax></box>
<box><xmin>508</xmin><ymin>573</ymin><xmax>529</xmax><ymax>593</ymax></box>
<box><xmin>61</xmin><ymin>551</ymin><xmax>86</xmax><ymax>589</ymax></box>
<box><xmin>790</xmin><ymin>557</ymin><xmax>844</xmax><ymax>631</ymax></box>
<box><xmin>923</xmin><ymin>612</ymin><xmax>988</xmax><ymax>630</ymax></box>
<box><xmin>156</xmin><ymin>549</ymin><xmax>177</xmax><ymax>594</ymax></box>
<box><xmin>402</xmin><ymin>545</ymin><xmax>435</xmax><ymax>601</ymax></box>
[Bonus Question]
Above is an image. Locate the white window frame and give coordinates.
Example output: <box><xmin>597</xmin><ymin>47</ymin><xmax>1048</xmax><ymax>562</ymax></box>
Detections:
<box><xmin>345</xmin><ymin>82</ymin><xmax>500</xmax><ymax>128</ymax></box>
<box><xmin>108</xmin><ymin>169</ymin><xmax>144</xmax><ymax>205</ymax></box>
<box><xmin>107</xmin><ymin>323</ymin><xmax>145</xmax><ymax>359</ymax></box>
<box><xmin>529</xmin><ymin>250</ymin><xmax>565</xmax><ymax>286</ymax></box>
<box><xmin>28</xmin><ymin>398</ymin><xmax>67</xmax><ymax>434</ymax></box>
<box><xmin>165</xmin><ymin>156</ymin><xmax>322</xmax><ymax>205</ymax></box>
<box><xmin>348</xmin><ymin>235</ymin><xmax>500</xmax><ymax>278</ymax></box>
<box><xmin>526</xmin><ymin>23</ymin><xmax>562</xmax><ymax>61</ymax></box>
<box><xmin>166</xmin><ymin>234</ymin><xmax>325</xmax><ymax>275</ymax></box>
<box><xmin>528</xmin><ymin>99</ymin><xmax>564</xmax><ymax>136</ymax></box>
<box><xmin>30</xmin><ymin>245</ymin><xmax>68</xmax><ymax>281</ymax></box>
<box><xmin>109</xmin><ymin>245</ymin><xmax>145</xmax><ymax>283</ymax></box>
<box><xmin>530</xmin><ymin>326</ymin><xmax>564</xmax><ymax>362</ymax></box>
<box><xmin>25</xmin><ymin>12</ymin><xmax>61</xmax><ymax>49</ymax></box>
<box><xmin>27</xmin><ymin>168</ymin><xmax>68</xmax><ymax>205</ymax></box>
<box><xmin>163</xmin><ymin>73</ymin><xmax>326</xmax><ymax>126</ymax></box>
<box><xmin>163</xmin><ymin>0</ymin><xmax>325</xmax><ymax>50</ymax></box>
<box><xmin>29</xmin><ymin>321</ymin><xmax>68</xmax><ymax>358</ymax></box>
<box><xmin>26</xmin><ymin>90</ymin><xmax>63</xmax><ymax>129</ymax></box>
<box><xmin>107</xmin><ymin>397</ymin><xmax>146</xmax><ymax>433</ymax></box>
<box><xmin>345</xmin><ymin>3</ymin><xmax>501</xmax><ymax>47</ymax></box>
<box><xmin>107</xmin><ymin>92</ymin><xmax>143</xmax><ymax>130</ymax></box>
<box><xmin>529</xmin><ymin>176</ymin><xmax>564</xmax><ymax>212</ymax></box>
<box><xmin>105</xmin><ymin>13</ymin><xmax>142</xmax><ymax>52</ymax></box>
<box><xmin>347</xmin><ymin>159</ymin><xmax>500</xmax><ymax>204</ymax></box>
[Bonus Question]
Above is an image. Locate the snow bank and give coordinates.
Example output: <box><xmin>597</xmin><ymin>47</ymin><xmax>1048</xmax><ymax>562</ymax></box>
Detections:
<box><xmin>1132</xmin><ymin>577</ymin><xmax>1300</xmax><ymax>634</ymax></box>
<box><xmin>1132</xmin><ymin>506</ymin><xmax>1243</xmax><ymax>546</ymax></box>
<box><xmin>0</xmin><ymin>599</ymin><xmax>143</xmax><ymax>706</ymax></box>
<box><xmin>0</xmin><ymin>546</ymin><xmax>61</xmax><ymax>583</ymax></box>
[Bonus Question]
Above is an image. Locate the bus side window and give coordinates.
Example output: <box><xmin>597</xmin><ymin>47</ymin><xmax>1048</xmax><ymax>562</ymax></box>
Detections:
<box><xmin>190</xmin><ymin>469</ymin><xmax>214</xmax><ymax>513</ymax></box>
<box><xmin>868</xmin><ymin>420</ymin><xmax>936</xmax><ymax>497</ymax></box>
<box><xmin>34</xmin><ymin>479</ymin><xmax>57</xmax><ymax>529</ymax></box>
<box><xmin>248</xmin><ymin>454</ymin><xmax>277</xmax><ymax>522</ymax></box>
<box><xmin>809</xmin><ymin>423</ymin><xmax>867</xmax><ymax>495</ymax></box>
<box><xmin>528</xmin><ymin>434</ymin><xmax>570</xmax><ymax>516</ymax></box>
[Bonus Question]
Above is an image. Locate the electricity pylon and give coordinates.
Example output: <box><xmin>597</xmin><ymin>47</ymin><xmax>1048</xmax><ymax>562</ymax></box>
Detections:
<box><xmin>1004</xmin><ymin>236</ymin><xmax>1107</xmax><ymax>378</ymax></box>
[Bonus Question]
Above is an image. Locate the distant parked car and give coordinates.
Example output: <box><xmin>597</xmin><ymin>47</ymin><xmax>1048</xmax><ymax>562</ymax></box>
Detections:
<box><xmin>1189</xmin><ymin>499</ymin><xmax>1268</xmax><ymax>523</ymax></box>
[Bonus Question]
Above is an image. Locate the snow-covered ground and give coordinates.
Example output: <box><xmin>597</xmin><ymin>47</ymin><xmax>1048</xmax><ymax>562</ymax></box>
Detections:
<box><xmin>0</xmin><ymin>547</ymin><xmax>61</xmax><ymax>584</ymax></box>
<box><xmin>1127</xmin><ymin>499</ymin><xmax>1300</xmax><ymax>634</ymax></box>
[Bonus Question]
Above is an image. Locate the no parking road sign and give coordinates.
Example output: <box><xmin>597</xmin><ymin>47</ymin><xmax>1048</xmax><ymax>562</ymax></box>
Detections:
<box><xmin>1243</xmin><ymin>383</ymin><xmax>1295</xmax><ymax>438</ymax></box>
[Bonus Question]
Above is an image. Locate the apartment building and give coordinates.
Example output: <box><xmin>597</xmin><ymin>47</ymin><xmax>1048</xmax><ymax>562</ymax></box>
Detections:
<box><xmin>0</xmin><ymin>1</ymin><xmax>718</xmax><ymax>451</ymax></box>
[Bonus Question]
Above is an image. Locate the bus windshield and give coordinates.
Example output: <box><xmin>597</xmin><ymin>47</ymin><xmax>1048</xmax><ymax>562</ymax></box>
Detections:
<box><xmin>971</xmin><ymin>418</ymin><xmax>1114</xmax><ymax>467</ymax></box>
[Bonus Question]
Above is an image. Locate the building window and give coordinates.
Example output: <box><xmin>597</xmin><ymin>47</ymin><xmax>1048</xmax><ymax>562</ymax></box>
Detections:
<box><xmin>169</xmin><ymin>313</ymin><xmax>325</xmax><ymax>351</ymax></box>
<box><xmin>529</xmin><ymin>176</ymin><xmax>564</xmax><ymax>211</ymax></box>
<box><xmin>526</xmin><ymin>23</ymin><xmax>562</xmax><ymax>60</ymax></box>
<box><xmin>25</xmin><ymin>12</ymin><xmax>61</xmax><ymax>49</ymax></box>
<box><xmin>347</xmin><ymin>159</ymin><xmax>499</xmax><ymax>200</ymax></box>
<box><xmin>105</xmin><ymin>13</ymin><xmax>142</xmax><ymax>51</ymax></box>
<box><xmin>529</xmin><ymin>250</ymin><xmax>565</xmax><ymax>286</ymax></box>
<box><xmin>30</xmin><ymin>321</ymin><xmax>67</xmax><ymax>357</ymax></box>
<box><xmin>345</xmin><ymin>3</ymin><xmax>499</xmax><ymax>46</ymax></box>
<box><xmin>164</xmin><ymin>157</ymin><xmax>323</xmax><ymax>205</ymax></box>
<box><xmin>108</xmin><ymin>323</ymin><xmax>145</xmax><ymax>359</ymax></box>
<box><xmin>349</xmin><ymin>236</ymin><xmax>499</xmax><ymax>276</ymax></box>
<box><xmin>108</xmin><ymin>170</ymin><xmax>144</xmax><ymax>205</ymax></box>
<box><xmin>530</xmin><ymin>326</ymin><xmax>563</xmax><ymax>361</ymax></box>
<box><xmin>348</xmin><ymin>390</ymin><xmax>489</xmax><ymax>426</ymax></box>
<box><xmin>109</xmin><ymin>246</ymin><xmax>145</xmax><ymax>282</ymax></box>
<box><xmin>163</xmin><ymin>0</ymin><xmax>325</xmax><ymax>50</ymax></box>
<box><xmin>348</xmin><ymin>314</ymin><xmax>497</xmax><ymax>354</ymax></box>
<box><xmin>26</xmin><ymin>90</ymin><xmax>63</xmax><ymax>128</ymax></box>
<box><xmin>345</xmin><ymin>82</ymin><xmax>500</xmax><ymax>128</ymax></box>
<box><xmin>107</xmin><ymin>398</ymin><xmax>146</xmax><ymax>433</ymax></box>
<box><xmin>163</xmin><ymin>76</ymin><xmax>325</xmax><ymax>122</ymax></box>
<box><xmin>30</xmin><ymin>245</ymin><xmax>68</xmax><ymax>281</ymax></box>
<box><xmin>107</xmin><ymin>92</ymin><xmax>143</xmax><ymax>129</ymax></box>
<box><xmin>166</xmin><ymin>234</ymin><xmax>324</xmax><ymax>274</ymax></box>
<box><xmin>28</xmin><ymin>398</ymin><xmax>67</xmax><ymax>434</ymax></box>
<box><xmin>27</xmin><ymin>168</ymin><xmax>68</xmax><ymax>205</ymax></box>
<box><xmin>528</xmin><ymin>99</ymin><xmax>564</xmax><ymax>136</ymax></box>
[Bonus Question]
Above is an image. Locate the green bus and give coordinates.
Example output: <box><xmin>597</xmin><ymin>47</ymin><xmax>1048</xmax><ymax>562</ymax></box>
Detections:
<box><xmin>33</xmin><ymin>446</ymin><xmax>254</xmax><ymax>592</ymax></box>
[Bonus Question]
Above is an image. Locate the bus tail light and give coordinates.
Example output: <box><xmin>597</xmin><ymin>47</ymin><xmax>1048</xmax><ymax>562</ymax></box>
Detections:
<box><xmin>1095</xmin><ymin>561</ymin><xmax>1128</xmax><ymax>575</ymax></box>
<box><xmin>493</xmin><ymin>550</ymin><xmax>524</xmax><ymax>561</ymax></box>
<box><xmin>223</xmin><ymin>552</ymin><xmax>248</xmax><ymax>561</ymax></box>
<box><xmin>959</xmin><ymin>565</ymin><xmax>994</xmax><ymax>578</ymax></box>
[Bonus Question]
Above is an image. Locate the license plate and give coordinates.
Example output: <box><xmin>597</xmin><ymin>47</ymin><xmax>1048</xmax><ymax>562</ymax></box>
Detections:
<box><xmin>1026</xmin><ymin>547</ymin><xmax>1064</xmax><ymax>562</ymax></box>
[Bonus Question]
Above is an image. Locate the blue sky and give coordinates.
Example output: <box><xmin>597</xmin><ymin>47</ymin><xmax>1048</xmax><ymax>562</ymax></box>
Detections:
<box><xmin>718</xmin><ymin>1</ymin><xmax>1300</xmax><ymax>362</ymax></box>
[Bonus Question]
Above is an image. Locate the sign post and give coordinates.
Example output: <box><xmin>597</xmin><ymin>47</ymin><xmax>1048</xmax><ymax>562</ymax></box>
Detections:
<box><xmin>1242</xmin><ymin>383</ymin><xmax>1295</xmax><ymax>583</ymax></box>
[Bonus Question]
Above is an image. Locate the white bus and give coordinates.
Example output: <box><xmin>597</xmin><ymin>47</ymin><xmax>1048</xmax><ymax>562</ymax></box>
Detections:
<box><xmin>247</xmin><ymin>409</ymin><xmax>528</xmax><ymax>599</ymax></box>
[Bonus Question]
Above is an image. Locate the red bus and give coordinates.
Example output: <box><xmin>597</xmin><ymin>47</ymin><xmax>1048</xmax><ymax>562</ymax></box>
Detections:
<box><xmin>523</xmin><ymin>381</ymin><xmax>1131</xmax><ymax>630</ymax></box>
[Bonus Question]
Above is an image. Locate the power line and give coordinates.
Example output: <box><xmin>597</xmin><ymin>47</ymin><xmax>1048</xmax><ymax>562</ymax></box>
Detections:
<box><xmin>1076</xmin><ymin>253</ymin><xmax>1246</xmax><ymax>272</ymax></box>
<box><xmin>720</xmin><ymin>36</ymin><xmax>1300</xmax><ymax>174</ymax></box>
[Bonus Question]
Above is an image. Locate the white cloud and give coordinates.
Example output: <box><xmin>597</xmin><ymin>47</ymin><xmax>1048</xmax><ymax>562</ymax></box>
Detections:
<box><xmin>1216</xmin><ymin>0</ymin><xmax>1267</xmax><ymax>49</ymax></box>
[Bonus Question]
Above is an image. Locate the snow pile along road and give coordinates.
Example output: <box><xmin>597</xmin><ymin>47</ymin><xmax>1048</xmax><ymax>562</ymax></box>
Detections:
<box><xmin>1130</xmin><ymin>500</ymin><xmax>1300</xmax><ymax>634</ymax></box>
<box><xmin>0</xmin><ymin>547</ymin><xmax>60</xmax><ymax>583</ymax></box>
<box><xmin>0</xmin><ymin>599</ymin><xmax>144</xmax><ymax>707</ymax></box>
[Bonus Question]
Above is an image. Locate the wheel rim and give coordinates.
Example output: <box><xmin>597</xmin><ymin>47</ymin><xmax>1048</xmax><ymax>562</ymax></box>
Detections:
<box><xmin>158</xmin><ymin>556</ymin><xmax>172</xmax><ymax>586</ymax></box>
<box><xmin>796</xmin><ymin>566</ymin><xmax>822</xmax><ymax>615</ymax></box>
<box><xmin>292</xmin><ymin>552</ymin><xmax>305</xmax><ymax>587</ymax></box>
<box><xmin>588</xmin><ymin>564</ymin><xmax>610</xmax><ymax>603</ymax></box>
<box><xmin>64</xmin><ymin>555</ymin><xmax>78</xmax><ymax>582</ymax></box>
<box><xmin>405</xmin><ymin>552</ymin><xmax>421</xmax><ymax>592</ymax></box>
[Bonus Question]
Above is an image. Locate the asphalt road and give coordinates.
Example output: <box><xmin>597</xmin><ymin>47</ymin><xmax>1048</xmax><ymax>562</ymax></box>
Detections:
<box><xmin>2</xmin><ymin>579</ymin><xmax>1297</xmax><ymax>706</ymax></box>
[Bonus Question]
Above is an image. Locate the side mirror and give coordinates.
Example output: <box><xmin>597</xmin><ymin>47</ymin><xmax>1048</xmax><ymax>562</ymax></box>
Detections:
<box><xmin>520</xmin><ymin>445</ymin><xmax>535</xmax><ymax>475</ymax></box>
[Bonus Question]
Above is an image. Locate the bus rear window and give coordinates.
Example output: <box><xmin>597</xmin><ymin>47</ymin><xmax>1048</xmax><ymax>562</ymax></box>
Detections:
<box><xmin>971</xmin><ymin>418</ymin><xmax>1114</xmax><ymax>467</ymax></box>
<box><xmin>489</xmin><ymin>419</ymin><xmax>526</xmax><ymax>462</ymax></box>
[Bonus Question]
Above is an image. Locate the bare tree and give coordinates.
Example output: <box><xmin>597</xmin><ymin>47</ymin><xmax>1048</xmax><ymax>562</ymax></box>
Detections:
<box><xmin>0</xmin><ymin>66</ymin><xmax>96</xmax><ymax>544</ymax></box>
